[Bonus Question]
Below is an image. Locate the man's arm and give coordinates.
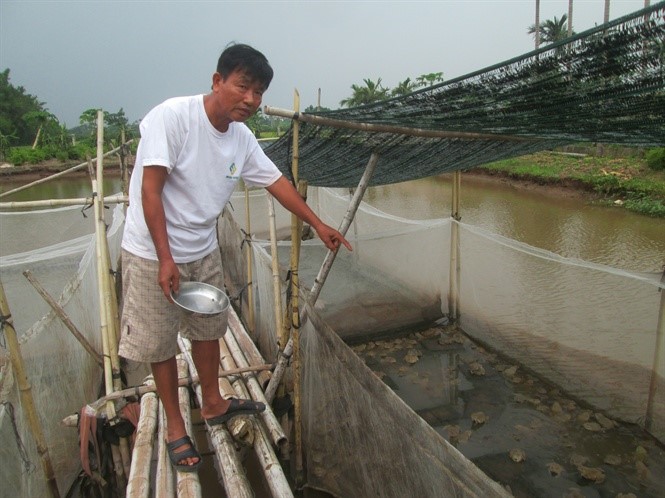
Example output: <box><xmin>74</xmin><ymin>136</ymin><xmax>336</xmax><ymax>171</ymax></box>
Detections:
<box><xmin>142</xmin><ymin>166</ymin><xmax>180</xmax><ymax>299</ymax></box>
<box><xmin>266</xmin><ymin>176</ymin><xmax>352</xmax><ymax>252</ymax></box>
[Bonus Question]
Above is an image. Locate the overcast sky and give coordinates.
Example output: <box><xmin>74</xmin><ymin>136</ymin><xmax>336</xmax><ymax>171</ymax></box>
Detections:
<box><xmin>0</xmin><ymin>0</ymin><xmax>652</xmax><ymax>127</ymax></box>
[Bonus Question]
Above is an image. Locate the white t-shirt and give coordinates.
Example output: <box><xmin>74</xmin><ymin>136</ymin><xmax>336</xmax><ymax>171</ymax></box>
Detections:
<box><xmin>122</xmin><ymin>95</ymin><xmax>282</xmax><ymax>263</ymax></box>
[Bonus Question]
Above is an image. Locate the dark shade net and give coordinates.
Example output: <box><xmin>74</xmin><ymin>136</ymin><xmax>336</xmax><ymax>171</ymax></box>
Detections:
<box><xmin>265</xmin><ymin>3</ymin><xmax>665</xmax><ymax>188</ymax></box>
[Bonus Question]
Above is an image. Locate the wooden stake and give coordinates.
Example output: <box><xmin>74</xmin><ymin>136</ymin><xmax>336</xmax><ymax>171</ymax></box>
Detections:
<box><xmin>175</xmin><ymin>357</ymin><xmax>202</xmax><ymax>494</ymax></box>
<box><xmin>448</xmin><ymin>170</ymin><xmax>461</xmax><ymax>322</ymax></box>
<box><xmin>119</xmin><ymin>128</ymin><xmax>130</xmax><ymax>198</ymax></box>
<box><xmin>0</xmin><ymin>194</ymin><xmax>128</xmax><ymax>210</ymax></box>
<box><xmin>244</xmin><ymin>185</ymin><xmax>255</xmax><ymax>332</ymax></box>
<box><xmin>155</xmin><ymin>400</ymin><xmax>176</xmax><ymax>497</ymax></box>
<box><xmin>264</xmin><ymin>152</ymin><xmax>380</xmax><ymax>403</ymax></box>
<box><xmin>126</xmin><ymin>378</ymin><xmax>158</xmax><ymax>498</ymax></box>
<box><xmin>216</xmin><ymin>335</ymin><xmax>293</xmax><ymax>497</ymax></box>
<box><xmin>646</xmin><ymin>268</ymin><xmax>665</xmax><ymax>431</ymax></box>
<box><xmin>287</xmin><ymin>89</ymin><xmax>306</xmax><ymax>485</ymax></box>
<box><xmin>224</xmin><ymin>306</ymin><xmax>287</xmax><ymax>446</ymax></box>
<box><xmin>22</xmin><ymin>270</ymin><xmax>103</xmax><ymax>367</ymax></box>
<box><xmin>267</xmin><ymin>194</ymin><xmax>285</xmax><ymax>350</ymax></box>
<box><xmin>0</xmin><ymin>278</ymin><xmax>60</xmax><ymax>498</ymax></box>
<box><xmin>90</xmin><ymin>112</ymin><xmax>127</xmax><ymax>490</ymax></box>
<box><xmin>264</xmin><ymin>106</ymin><xmax>535</xmax><ymax>142</ymax></box>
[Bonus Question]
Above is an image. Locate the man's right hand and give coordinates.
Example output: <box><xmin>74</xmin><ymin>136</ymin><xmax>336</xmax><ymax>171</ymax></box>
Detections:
<box><xmin>159</xmin><ymin>258</ymin><xmax>180</xmax><ymax>302</ymax></box>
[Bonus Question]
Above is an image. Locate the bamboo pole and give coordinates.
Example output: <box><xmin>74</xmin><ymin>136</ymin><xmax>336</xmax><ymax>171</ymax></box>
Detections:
<box><xmin>0</xmin><ymin>194</ymin><xmax>128</xmax><ymax>210</ymax></box>
<box><xmin>224</xmin><ymin>308</ymin><xmax>287</xmax><ymax>446</ymax></box>
<box><xmin>292</xmin><ymin>182</ymin><xmax>307</xmax><ymax>485</ymax></box>
<box><xmin>227</xmin><ymin>305</ymin><xmax>271</xmax><ymax>388</ymax></box>
<box><xmin>264</xmin><ymin>106</ymin><xmax>536</xmax><ymax>142</ymax></box>
<box><xmin>126</xmin><ymin>378</ymin><xmax>158</xmax><ymax>498</ymax></box>
<box><xmin>0</xmin><ymin>141</ymin><xmax>132</xmax><ymax>199</ymax></box>
<box><xmin>95</xmin><ymin>115</ymin><xmax>122</xmax><ymax>364</ymax></box>
<box><xmin>60</xmin><ymin>363</ymin><xmax>274</xmax><ymax>421</ymax></box>
<box><xmin>267</xmin><ymin>193</ymin><xmax>285</xmax><ymax>350</ymax></box>
<box><xmin>22</xmin><ymin>270</ymin><xmax>103</xmax><ymax>367</ymax></box>
<box><xmin>216</xmin><ymin>336</ymin><xmax>293</xmax><ymax>498</ymax></box>
<box><xmin>87</xmin><ymin>157</ymin><xmax>114</xmax><ymax>409</ymax></box>
<box><xmin>287</xmin><ymin>89</ymin><xmax>306</xmax><ymax>485</ymax></box>
<box><xmin>89</xmin><ymin>112</ymin><xmax>127</xmax><ymax>490</ymax></box>
<box><xmin>177</xmin><ymin>337</ymin><xmax>254</xmax><ymax>498</ymax></box>
<box><xmin>175</xmin><ymin>357</ymin><xmax>202</xmax><ymax>496</ymax></box>
<box><xmin>0</xmin><ymin>278</ymin><xmax>60</xmax><ymax>498</ymax></box>
<box><xmin>119</xmin><ymin>129</ymin><xmax>130</xmax><ymax>198</ymax></box>
<box><xmin>155</xmin><ymin>401</ymin><xmax>176</xmax><ymax>497</ymax></box>
<box><xmin>264</xmin><ymin>152</ymin><xmax>380</xmax><ymax>404</ymax></box>
<box><xmin>646</xmin><ymin>268</ymin><xmax>665</xmax><ymax>432</ymax></box>
<box><xmin>448</xmin><ymin>170</ymin><xmax>461</xmax><ymax>322</ymax></box>
<box><xmin>244</xmin><ymin>185</ymin><xmax>255</xmax><ymax>331</ymax></box>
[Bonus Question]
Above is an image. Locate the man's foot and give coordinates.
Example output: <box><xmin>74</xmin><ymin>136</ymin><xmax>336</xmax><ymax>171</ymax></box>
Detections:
<box><xmin>204</xmin><ymin>398</ymin><xmax>266</xmax><ymax>426</ymax></box>
<box><xmin>166</xmin><ymin>435</ymin><xmax>201</xmax><ymax>472</ymax></box>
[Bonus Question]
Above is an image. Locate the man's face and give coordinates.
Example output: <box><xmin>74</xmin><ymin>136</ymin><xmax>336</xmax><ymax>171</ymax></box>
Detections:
<box><xmin>212</xmin><ymin>69</ymin><xmax>266</xmax><ymax>124</ymax></box>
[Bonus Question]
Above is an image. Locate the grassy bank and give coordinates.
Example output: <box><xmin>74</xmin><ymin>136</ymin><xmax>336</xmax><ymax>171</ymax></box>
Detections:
<box><xmin>3</xmin><ymin>149</ymin><xmax>665</xmax><ymax>218</ymax></box>
<box><xmin>477</xmin><ymin>151</ymin><xmax>665</xmax><ymax>217</ymax></box>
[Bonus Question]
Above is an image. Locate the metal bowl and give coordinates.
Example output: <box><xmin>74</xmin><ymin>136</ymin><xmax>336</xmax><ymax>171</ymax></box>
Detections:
<box><xmin>170</xmin><ymin>282</ymin><xmax>229</xmax><ymax>315</ymax></box>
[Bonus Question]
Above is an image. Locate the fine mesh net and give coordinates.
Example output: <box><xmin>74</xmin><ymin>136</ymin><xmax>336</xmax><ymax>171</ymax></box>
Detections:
<box><xmin>265</xmin><ymin>3</ymin><xmax>665</xmax><ymax>188</ymax></box>
<box><xmin>0</xmin><ymin>204</ymin><xmax>123</xmax><ymax>497</ymax></box>
<box><xmin>220</xmin><ymin>186</ymin><xmax>664</xmax><ymax>496</ymax></box>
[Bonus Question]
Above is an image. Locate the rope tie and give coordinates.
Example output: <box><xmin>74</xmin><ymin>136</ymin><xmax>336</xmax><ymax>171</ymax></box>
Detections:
<box><xmin>1</xmin><ymin>402</ymin><xmax>34</xmax><ymax>473</ymax></box>
<box><xmin>0</xmin><ymin>313</ymin><xmax>11</xmax><ymax>348</ymax></box>
<box><xmin>80</xmin><ymin>200</ymin><xmax>94</xmax><ymax>218</ymax></box>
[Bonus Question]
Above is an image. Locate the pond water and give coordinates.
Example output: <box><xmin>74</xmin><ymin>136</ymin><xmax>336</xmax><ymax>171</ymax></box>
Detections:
<box><xmin>364</xmin><ymin>173</ymin><xmax>665</xmax><ymax>273</ymax></box>
<box><xmin>3</xmin><ymin>172</ymin><xmax>663</xmax><ymax>273</ymax></box>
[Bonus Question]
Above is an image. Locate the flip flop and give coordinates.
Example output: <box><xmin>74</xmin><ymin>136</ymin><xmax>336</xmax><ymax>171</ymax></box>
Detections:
<box><xmin>166</xmin><ymin>435</ymin><xmax>202</xmax><ymax>472</ymax></box>
<box><xmin>204</xmin><ymin>397</ymin><xmax>266</xmax><ymax>426</ymax></box>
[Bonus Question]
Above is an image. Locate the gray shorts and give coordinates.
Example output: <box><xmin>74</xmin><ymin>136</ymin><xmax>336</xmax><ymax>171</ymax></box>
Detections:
<box><xmin>118</xmin><ymin>249</ymin><xmax>228</xmax><ymax>363</ymax></box>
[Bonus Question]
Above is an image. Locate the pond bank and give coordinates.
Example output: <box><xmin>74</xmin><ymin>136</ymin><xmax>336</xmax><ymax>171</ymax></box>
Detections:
<box><xmin>2</xmin><ymin>152</ymin><xmax>664</xmax><ymax>217</ymax></box>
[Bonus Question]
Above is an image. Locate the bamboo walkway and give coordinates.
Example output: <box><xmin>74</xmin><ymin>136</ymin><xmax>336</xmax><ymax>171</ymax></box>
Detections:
<box><xmin>124</xmin><ymin>304</ymin><xmax>293</xmax><ymax>498</ymax></box>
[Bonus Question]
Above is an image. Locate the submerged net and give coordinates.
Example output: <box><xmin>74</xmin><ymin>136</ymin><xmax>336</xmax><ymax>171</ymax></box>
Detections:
<box><xmin>220</xmin><ymin>186</ymin><xmax>664</xmax><ymax>495</ymax></box>
<box><xmin>0</xmin><ymin>205</ymin><xmax>123</xmax><ymax>497</ymax></box>
<box><xmin>265</xmin><ymin>3</ymin><xmax>665</xmax><ymax>188</ymax></box>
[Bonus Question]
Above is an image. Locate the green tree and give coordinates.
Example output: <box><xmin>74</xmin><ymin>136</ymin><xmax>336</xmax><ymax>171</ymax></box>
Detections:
<box><xmin>79</xmin><ymin>108</ymin><xmax>110</xmax><ymax>142</ymax></box>
<box><xmin>528</xmin><ymin>14</ymin><xmax>573</xmax><ymax>45</ymax></box>
<box><xmin>340</xmin><ymin>78</ymin><xmax>389</xmax><ymax>107</ymax></box>
<box><xmin>106</xmin><ymin>108</ymin><xmax>132</xmax><ymax>145</ymax></box>
<box><xmin>23</xmin><ymin>110</ymin><xmax>57</xmax><ymax>149</ymax></box>
<box><xmin>0</xmin><ymin>68</ymin><xmax>50</xmax><ymax>146</ymax></box>
<box><xmin>415</xmin><ymin>72</ymin><xmax>444</xmax><ymax>89</ymax></box>
<box><xmin>391</xmin><ymin>78</ymin><xmax>418</xmax><ymax>97</ymax></box>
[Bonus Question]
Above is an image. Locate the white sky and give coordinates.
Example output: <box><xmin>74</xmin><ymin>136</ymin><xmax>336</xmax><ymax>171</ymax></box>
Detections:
<box><xmin>0</xmin><ymin>0</ymin><xmax>652</xmax><ymax>127</ymax></box>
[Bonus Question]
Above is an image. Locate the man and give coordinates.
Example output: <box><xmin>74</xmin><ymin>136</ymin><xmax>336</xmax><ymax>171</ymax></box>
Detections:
<box><xmin>119</xmin><ymin>43</ymin><xmax>351</xmax><ymax>472</ymax></box>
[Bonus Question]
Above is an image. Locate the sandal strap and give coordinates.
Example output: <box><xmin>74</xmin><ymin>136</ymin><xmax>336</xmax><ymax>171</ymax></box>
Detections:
<box><xmin>166</xmin><ymin>434</ymin><xmax>194</xmax><ymax>451</ymax></box>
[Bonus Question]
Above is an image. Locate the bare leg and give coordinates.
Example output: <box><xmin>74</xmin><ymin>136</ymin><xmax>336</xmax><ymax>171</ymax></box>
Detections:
<box><xmin>191</xmin><ymin>339</ymin><xmax>230</xmax><ymax>419</ymax></box>
<box><xmin>151</xmin><ymin>356</ymin><xmax>200</xmax><ymax>467</ymax></box>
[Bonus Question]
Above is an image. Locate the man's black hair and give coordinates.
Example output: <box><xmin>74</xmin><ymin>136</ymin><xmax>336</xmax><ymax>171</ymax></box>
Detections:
<box><xmin>217</xmin><ymin>43</ymin><xmax>273</xmax><ymax>89</ymax></box>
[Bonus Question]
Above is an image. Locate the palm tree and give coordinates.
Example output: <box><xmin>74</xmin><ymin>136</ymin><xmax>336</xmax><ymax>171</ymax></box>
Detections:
<box><xmin>415</xmin><ymin>72</ymin><xmax>444</xmax><ymax>89</ymax></box>
<box><xmin>535</xmin><ymin>0</ymin><xmax>541</xmax><ymax>49</ymax></box>
<box><xmin>528</xmin><ymin>14</ymin><xmax>573</xmax><ymax>45</ymax></box>
<box><xmin>391</xmin><ymin>78</ymin><xmax>418</xmax><ymax>97</ymax></box>
<box><xmin>23</xmin><ymin>110</ymin><xmax>56</xmax><ymax>149</ymax></box>
<box><xmin>340</xmin><ymin>78</ymin><xmax>389</xmax><ymax>107</ymax></box>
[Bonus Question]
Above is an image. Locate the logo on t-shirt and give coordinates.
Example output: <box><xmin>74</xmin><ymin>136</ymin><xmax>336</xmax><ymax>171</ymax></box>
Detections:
<box><xmin>226</xmin><ymin>162</ymin><xmax>238</xmax><ymax>179</ymax></box>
